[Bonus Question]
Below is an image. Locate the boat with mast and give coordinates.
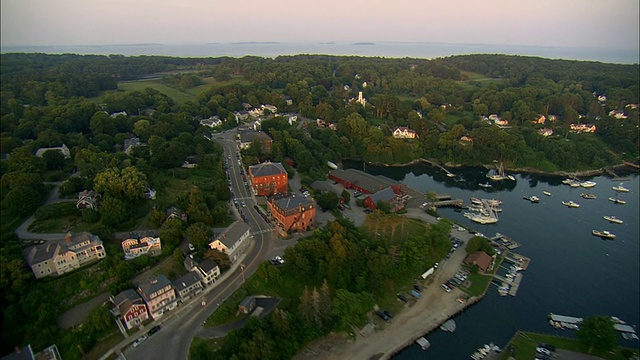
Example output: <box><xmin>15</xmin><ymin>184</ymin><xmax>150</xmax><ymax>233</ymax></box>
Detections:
<box><xmin>464</xmin><ymin>199</ymin><xmax>499</xmax><ymax>224</ymax></box>
<box><xmin>486</xmin><ymin>161</ymin><xmax>516</xmax><ymax>181</ymax></box>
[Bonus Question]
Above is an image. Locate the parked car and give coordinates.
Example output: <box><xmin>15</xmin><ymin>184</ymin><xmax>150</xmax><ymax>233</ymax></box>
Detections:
<box><xmin>413</xmin><ymin>284</ymin><xmax>424</xmax><ymax>293</ymax></box>
<box><xmin>188</xmin><ymin>243</ymin><xmax>195</xmax><ymax>252</ymax></box>
<box><xmin>383</xmin><ymin>310</ymin><xmax>394</xmax><ymax>319</ymax></box>
<box><xmin>270</xmin><ymin>256</ymin><xmax>284</xmax><ymax>265</ymax></box>
<box><xmin>441</xmin><ymin>284</ymin><xmax>452</xmax><ymax>293</ymax></box>
<box><xmin>147</xmin><ymin>325</ymin><xmax>161</xmax><ymax>336</ymax></box>
<box><xmin>397</xmin><ymin>293</ymin><xmax>409</xmax><ymax>303</ymax></box>
<box><xmin>376</xmin><ymin>310</ymin><xmax>390</xmax><ymax>321</ymax></box>
<box><xmin>132</xmin><ymin>334</ymin><xmax>148</xmax><ymax>348</ymax></box>
<box><xmin>409</xmin><ymin>289</ymin><xmax>421</xmax><ymax>299</ymax></box>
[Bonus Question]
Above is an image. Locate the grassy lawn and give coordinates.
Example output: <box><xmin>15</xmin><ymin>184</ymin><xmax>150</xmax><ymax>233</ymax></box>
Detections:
<box><xmin>91</xmin><ymin>76</ymin><xmax>250</xmax><ymax>105</ymax></box>
<box><xmin>500</xmin><ymin>331</ymin><xmax>638</xmax><ymax>360</ymax></box>
<box><xmin>362</xmin><ymin>215</ymin><xmax>427</xmax><ymax>244</ymax></box>
<box><xmin>86</xmin><ymin>332</ymin><xmax>124</xmax><ymax>360</ymax></box>
<box><xmin>464</xmin><ymin>273</ymin><xmax>493</xmax><ymax>297</ymax></box>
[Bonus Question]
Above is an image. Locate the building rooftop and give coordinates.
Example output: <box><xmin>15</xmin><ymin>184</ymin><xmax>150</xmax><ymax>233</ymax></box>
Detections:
<box><xmin>249</xmin><ymin>161</ymin><xmax>286</xmax><ymax>177</ymax></box>
<box><xmin>137</xmin><ymin>274</ymin><xmax>172</xmax><ymax>300</ymax></box>
<box><xmin>272</xmin><ymin>194</ymin><xmax>313</xmax><ymax>211</ymax></box>
<box><xmin>198</xmin><ymin>258</ymin><xmax>219</xmax><ymax>273</ymax></box>
<box><xmin>464</xmin><ymin>251</ymin><xmax>492</xmax><ymax>272</ymax></box>
<box><xmin>329</xmin><ymin>169</ymin><xmax>398</xmax><ymax>194</ymax></box>
<box><xmin>239</xmin><ymin>130</ymin><xmax>272</xmax><ymax>144</ymax></box>
<box><xmin>367</xmin><ymin>187</ymin><xmax>397</xmax><ymax>204</ymax></box>
<box><xmin>172</xmin><ymin>271</ymin><xmax>202</xmax><ymax>292</ymax></box>
<box><xmin>215</xmin><ymin>221</ymin><xmax>251</xmax><ymax>248</ymax></box>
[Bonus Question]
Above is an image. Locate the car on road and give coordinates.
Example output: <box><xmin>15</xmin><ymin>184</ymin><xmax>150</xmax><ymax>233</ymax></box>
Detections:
<box><xmin>132</xmin><ymin>334</ymin><xmax>148</xmax><ymax>348</ymax></box>
<box><xmin>147</xmin><ymin>325</ymin><xmax>161</xmax><ymax>336</ymax></box>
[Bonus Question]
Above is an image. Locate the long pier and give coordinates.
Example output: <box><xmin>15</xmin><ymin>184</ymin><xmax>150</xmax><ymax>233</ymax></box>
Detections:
<box><xmin>428</xmin><ymin>199</ymin><xmax>464</xmax><ymax>208</ymax></box>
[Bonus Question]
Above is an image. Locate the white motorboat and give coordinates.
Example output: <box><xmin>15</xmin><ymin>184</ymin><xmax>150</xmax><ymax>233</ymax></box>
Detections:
<box><xmin>562</xmin><ymin>200</ymin><xmax>580</xmax><ymax>208</ymax></box>
<box><xmin>580</xmin><ymin>181</ymin><xmax>596</xmax><ymax>188</ymax></box>
<box><xmin>612</xmin><ymin>184</ymin><xmax>629</xmax><ymax>192</ymax></box>
<box><xmin>592</xmin><ymin>230</ymin><xmax>616</xmax><ymax>239</ymax></box>
<box><xmin>603</xmin><ymin>215</ymin><xmax>623</xmax><ymax>224</ymax></box>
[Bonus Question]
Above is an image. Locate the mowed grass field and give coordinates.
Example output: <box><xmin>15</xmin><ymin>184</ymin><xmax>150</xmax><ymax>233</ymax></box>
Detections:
<box><xmin>91</xmin><ymin>76</ymin><xmax>250</xmax><ymax>105</ymax></box>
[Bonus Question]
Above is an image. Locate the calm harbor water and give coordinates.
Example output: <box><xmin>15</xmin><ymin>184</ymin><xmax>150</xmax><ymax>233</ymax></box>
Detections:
<box><xmin>344</xmin><ymin>162</ymin><xmax>639</xmax><ymax>359</ymax></box>
<box><xmin>2</xmin><ymin>42</ymin><xmax>638</xmax><ymax>64</ymax></box>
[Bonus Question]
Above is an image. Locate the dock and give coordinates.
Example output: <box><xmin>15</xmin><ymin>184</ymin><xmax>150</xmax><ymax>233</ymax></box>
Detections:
<box><xmin>508</xmin><ymin>273</ymin><xmax>523</xmax><ymax>296</ymax></box>
<box><xmin>491</xmin><ymin>233</ymin><xmax>521</xmax><ymax>250</ymax></box>
<box><xmin>428</xmin><ymin>199</ymin><xmax>464</xmax><ymax>208</ymax></box>
<box><xmin>503</xmin><ymin>253</ymin><xmax>531</xmax><ymax>271</ymax></box>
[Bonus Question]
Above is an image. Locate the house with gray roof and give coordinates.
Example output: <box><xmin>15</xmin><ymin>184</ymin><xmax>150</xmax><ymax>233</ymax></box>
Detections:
<box><xmin>136</xmin><ymin>274</ymin><xmax>176</xmax><ymax>319</ymax></box>
<box><xmin>23</xmin><ymin>232</ymin><xmax>106</xmax><ymax>279</ymax></box>
<box><xmin>209</xmin><ymin>221</ymin><xmax>251</xmax><ymax>263</ymax></box>
<box><xmin>184</xmin><ymin>255</ymin><xmax>221</xmax><ymax>286</ymax></box>
<box><xmin>238</xmin><ymin>130</ymin><xmax>273</xmax><ymax>152</ymax></box>
<box><xmin>172</xmin><ymin>271</ymin><xmax>203</xmax><ymax>302</ymax></box>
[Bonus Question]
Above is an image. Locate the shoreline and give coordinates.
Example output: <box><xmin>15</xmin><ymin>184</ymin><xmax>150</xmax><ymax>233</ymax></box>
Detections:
<box><xmin>346</xmin><ymin>157</ymin><xmax>639</xmax><ymax>178</ymax></box>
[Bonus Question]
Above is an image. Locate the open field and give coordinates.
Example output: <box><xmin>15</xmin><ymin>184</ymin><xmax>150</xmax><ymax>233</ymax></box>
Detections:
<box><xmin>90</xmin><ymin>76</ymin><xmax>250</xmax><ymax>105</ymax></box>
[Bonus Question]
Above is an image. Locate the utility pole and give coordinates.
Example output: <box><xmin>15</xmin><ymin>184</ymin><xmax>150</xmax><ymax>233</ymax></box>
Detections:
<box><xmin>240</xmin><ymin>264</ymin><xmax>245</xmax><ymax>283</ymax></box>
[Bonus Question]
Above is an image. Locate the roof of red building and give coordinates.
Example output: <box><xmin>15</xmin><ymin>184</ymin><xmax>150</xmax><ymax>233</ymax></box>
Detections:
<box><xmin>249</xmin><ymin>162</ymin><xmax>286</xmax><ymax>177</ymax></box>
<box><xmin>464</xmin><ymin>251</ymin><xmax>492</xmax><ymax>271</ymax></box>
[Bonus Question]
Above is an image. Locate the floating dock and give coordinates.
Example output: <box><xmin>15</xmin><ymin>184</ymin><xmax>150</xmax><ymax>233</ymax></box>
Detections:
<box><xmin>491</xmin><ymin>233</ymin><xmax>521</xmax><ymax>250</ymax></box>
<box><xmin>508</xmin><ymin>273</ymin><xmax>523</xmax><ymax>296</ymax></box>
<box><xmin>503</xmin><ymin>253</ymin><xmax>530</xmax><ymax>271</ymax></box>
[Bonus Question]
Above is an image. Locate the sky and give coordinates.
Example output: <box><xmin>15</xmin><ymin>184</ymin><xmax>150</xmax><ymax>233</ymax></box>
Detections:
<box><xmin>1</xmin><ymin>0</ymin><xmax>638</xmax><ymax>50</ymax></box>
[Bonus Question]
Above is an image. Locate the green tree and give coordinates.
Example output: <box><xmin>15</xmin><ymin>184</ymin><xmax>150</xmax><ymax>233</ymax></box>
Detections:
<box><xmin>3</xmin><ymin>186</ymin><xmax>42</xmax><ymax>216</ymax></box>
<box><xmin>187</xmin><ymin>222</ymin><xmax>213</xmax><ymax>251</ymax></box>
<box><xmin>465</xmin><ymin>236</ymin><xmax>495</xmax><ymax>255</ymax></box>
<box><xmin>41</xmin><ymin>149</ymin><xmax>66</xmax><ymax>170</ymax></box>
<box><xmin>331</xmin><ymin>289</ymin><xmax>374</xmax><ymax>330</ymax></box>
<box><xmin>159</xmin><ymin>219</ymin><xmax>186</xmax><ymax>249</ymax></box>
<box><xmin>577</xmin><ymin>315</ymin><xmax>618</xmax><ymax>353</ymax></box>
<box><xmin>100</xmin><ymin>196</ymin><xmax>129</xmax><ymax>227</ymax></box>
<box><xmin>94</xmin><ymin>166</ymin><xmax>148</xmax><ymax>200</ymax></box>
<box><xmin>316</xmin><ymin>191</ymin><xmax>339</xmax><ymax>211</ymax></box>
<box><xmin>149</xmin><ymin>208</ymin><xmax>167</xmax><ymax>228</ymax></box>
<box><xmin>376</xmin><ymin>200</ymin><xmax>391</xmax><ymax>213</ymax></box>
<box><xmin>341</xmin><ymin>189</ymin><xmax>351</xmax><ymax>204</ymax></box>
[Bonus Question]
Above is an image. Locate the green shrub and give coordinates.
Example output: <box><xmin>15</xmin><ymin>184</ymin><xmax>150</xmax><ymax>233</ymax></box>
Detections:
<box><xmin>34</xmin><ymin>202</ymin><xmax>80</xmax><ymax>220</ymax></box>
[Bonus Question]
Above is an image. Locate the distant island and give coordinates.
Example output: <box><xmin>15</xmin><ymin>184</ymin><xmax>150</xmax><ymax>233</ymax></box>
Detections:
<box><xmin>352</xmin><ymin>42</ymin><xmax>376</xmax><ymax>45</ymax></box>
<box><xmin>230</xmin><ymin>41</ymin><xmax>281</xmax><ymax>45</ymax></box>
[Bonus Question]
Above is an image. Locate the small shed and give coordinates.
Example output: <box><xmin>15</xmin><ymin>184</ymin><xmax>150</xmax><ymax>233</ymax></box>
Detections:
<box><xmin>238</xmin><ymin>296</ymin><xmax>256</xmax><ymax>314</ymax></box>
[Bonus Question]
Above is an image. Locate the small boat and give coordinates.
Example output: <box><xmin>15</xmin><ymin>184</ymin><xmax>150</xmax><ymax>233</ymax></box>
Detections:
<box><xmin>580</xmin><ymin>180</ymin><xmax>597</xmax><ymax>188</ymax></box>
<box><xmin>562</xmin><ymin>200</ymin><xmax>580</xmax><ymax>208</ymax></box>
<box><xmin>592</xmin><ymin>230</ymin><xmax>616</xmax><ymax>239</ymax></box>
<box><xmin>478</xmin><ymin>182</ymin><xmax>492</xmax><ymax>188</ymax></box>
<box><xmin>470</xmin><ymin>197</ymin><xmax>482</xmax><ymax>205</ymax></box>
<box><xmin>603</xmin><ymin>215</ymin><xmax>623</xmax><ymax>224</ymax></box>
<box><xmin>563</xmin><ymin>178</ymin><xmax>581</xmax><ymax>187</ymax></box>
<box><xmin>612</xmin><ymin>184</ymin><xmax>629</xmax><ymax>192</ymax></box>
<box><xmin>608</xmin><ymin>197</ymin><xmax>627</xmax><ymax>205</ymax></box>
<box><xmin>622</xmin><ymin>332</ymin><xmax>639</xmax><ymax>341</ymax></box>
<box><xmin>446</xmin><ymin>172</ymin><xmax>456</xmax><ymax>178</ymax></box>
<box><xmin>523</xmin><ymin>195</ymin><xmax>539</xmax><ymax>203</ymax></box>
<box><xmin>543</xmin><ymin>191</ymin><xmax>552</xmax><ymax>196</ymax></box>
<box><xmin>580</xmin><ymin>193</ymin><xmax>597</xmax><ymax>199</ymax></box>
<box><xmin>507</xmin><ymin>175</ymin><xmax>516</xmax><ymax>181</ymax></box>
<box><xmin>416</xmin><ymin>337</ymin><xmax>431</xmax><ymax>350</ymax></box>
<box><xmin>440</xmin><ymin>319</ymin><xmax>457</xmax><ymax>332</ymax></box>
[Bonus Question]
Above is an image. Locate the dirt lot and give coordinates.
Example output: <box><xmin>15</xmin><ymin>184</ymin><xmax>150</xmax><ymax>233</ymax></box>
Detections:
<box><xmin>293</xmin><ymin>211</ymin><xmax>476</xmax><ymax>360</ymax></box>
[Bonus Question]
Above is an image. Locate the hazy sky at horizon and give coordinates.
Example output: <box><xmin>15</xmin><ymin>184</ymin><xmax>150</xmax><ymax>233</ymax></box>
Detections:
<box><xmin>2</xmin><ymin>0</ymin><xmax>638</xmax><ymax>50</ymax></box>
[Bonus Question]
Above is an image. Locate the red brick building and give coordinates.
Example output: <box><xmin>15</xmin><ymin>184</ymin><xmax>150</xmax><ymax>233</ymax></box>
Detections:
<box><xmin>362</xmin><ymin>187</ymin><xmax>404</xmax><ymax>211</ymax></box>
<box><xmin>268</xmin><ymin>194</ymin><xmax>316</xmax><ymax>233</ymax></box>
<box><xmin>249</xmin><ymin>162</ymin><xmax>288</xmax><ymax>196</ymax></box>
